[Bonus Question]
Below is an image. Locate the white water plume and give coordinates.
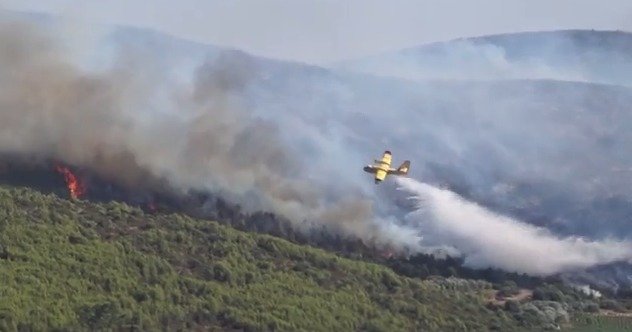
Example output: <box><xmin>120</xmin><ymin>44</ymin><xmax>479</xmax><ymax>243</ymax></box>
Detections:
<box><xmin>396</xmin><ymin>177</ymin><xmax>632</xmax><ymax>275</ymax></box>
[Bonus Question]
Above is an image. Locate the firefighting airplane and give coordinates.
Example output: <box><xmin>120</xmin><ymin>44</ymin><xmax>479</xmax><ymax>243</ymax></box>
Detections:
<box><xmin>363</xmin><ymin>150</ymin><xmax>410</xmax><ymax>184</ymax></box>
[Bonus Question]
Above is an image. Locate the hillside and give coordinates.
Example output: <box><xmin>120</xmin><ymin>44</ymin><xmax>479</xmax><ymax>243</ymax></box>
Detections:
<box><xmin>2</xmin><ymin>184</ymin><xmax>628</xmax><ymax>331</ymax></box>
<box><xmin>0</xmin><ymin>185</ymin><xmax>549</xmax><ymax>331</ymax></box>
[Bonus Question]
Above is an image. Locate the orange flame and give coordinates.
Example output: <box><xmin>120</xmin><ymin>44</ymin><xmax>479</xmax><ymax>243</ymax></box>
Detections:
<box><xmin>54</xmin><ymin>165</ymin><xmax>86</xmax><ymax>199</ymax></box>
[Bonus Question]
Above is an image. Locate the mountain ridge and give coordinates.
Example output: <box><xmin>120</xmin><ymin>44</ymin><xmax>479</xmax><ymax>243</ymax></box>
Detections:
<box><xmin>335</xmin><ymin>29</ymin><xmax>632</xmax><ymax>62</ymax></box>
<box><xmin>333</xmin><ymin>29</ymin><xmax>632</xmax><ymax>86</ymax></box>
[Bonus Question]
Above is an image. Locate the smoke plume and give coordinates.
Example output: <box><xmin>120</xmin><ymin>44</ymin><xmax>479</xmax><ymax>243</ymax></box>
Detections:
<box><xmin>0</xmin><ymin>14</ymin><xmax>422</xmax><ymax>251</ymax></box>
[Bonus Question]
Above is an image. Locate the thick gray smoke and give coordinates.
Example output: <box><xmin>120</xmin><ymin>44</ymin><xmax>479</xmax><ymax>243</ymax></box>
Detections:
<box><xmin>3</xmin><ymin>13</ymin><xmax>632</xmax><ymax>280</ymax></box>
<box><xmin>395</xmin><ymin>177</ymin><xmax>632</xmax><ymax>275</ymax></box>
<box><xmin>0</xmin><ymin>15</ymin><xmax>421</xmax><ymax>250</ymax></box>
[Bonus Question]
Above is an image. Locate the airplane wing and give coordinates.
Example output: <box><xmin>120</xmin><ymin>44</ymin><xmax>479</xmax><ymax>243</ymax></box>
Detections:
<box><xmin>363</xmin><ymin>165</ymin><xmax>378</xmax><ymax>173</ymax></box>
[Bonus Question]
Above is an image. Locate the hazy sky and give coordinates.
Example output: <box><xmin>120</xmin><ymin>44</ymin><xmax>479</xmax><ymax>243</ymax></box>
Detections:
<box><xmin>3</xmin><ymin>0</ymin><xmax>632</xmax><ymax>64</ymax></box>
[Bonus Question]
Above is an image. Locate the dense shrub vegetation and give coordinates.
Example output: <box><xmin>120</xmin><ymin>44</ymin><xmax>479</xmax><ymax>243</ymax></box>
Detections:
<box><xmin>0</xmin><ymin>186</ymin><xmax>536</xmax><ymax>331</ymax></box>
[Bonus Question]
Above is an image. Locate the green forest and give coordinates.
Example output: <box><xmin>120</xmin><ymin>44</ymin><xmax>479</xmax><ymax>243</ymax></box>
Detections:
<box><xmin>0</xmin><ymin>185</ymin><xmax>629</xmax><ymax>331</ymax></box>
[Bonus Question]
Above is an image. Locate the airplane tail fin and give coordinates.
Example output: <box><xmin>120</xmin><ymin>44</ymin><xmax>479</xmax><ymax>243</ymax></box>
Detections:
<box><xmin>394</xmin><ymin>160</ymin><xmax>410</xmax><ymax>175</ymax></box>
